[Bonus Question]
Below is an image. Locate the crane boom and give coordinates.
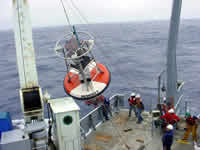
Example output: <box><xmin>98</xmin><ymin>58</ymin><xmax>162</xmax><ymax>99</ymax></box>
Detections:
<box><xmin>13</xmin><ymin>0</ymin><xmax>38</xmax><ymax>88</ymax></box>
<box><xmin>13</xmin><ymin>0</ymin><xmax>44</xmax><ymax>123</ymax></box>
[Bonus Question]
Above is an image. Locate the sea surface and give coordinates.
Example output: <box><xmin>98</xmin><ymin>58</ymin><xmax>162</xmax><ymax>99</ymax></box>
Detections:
<box><xmin>1</xmin><ymin>20</ymin><xmax>200</xmax><ymax>119</ymax></box>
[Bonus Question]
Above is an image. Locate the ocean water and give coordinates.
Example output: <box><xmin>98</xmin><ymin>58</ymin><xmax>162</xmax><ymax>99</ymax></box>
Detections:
<box><xmin>0</xmin><ymin>20</ymin><xmax>200</xmax><ymax>119</ymax></box>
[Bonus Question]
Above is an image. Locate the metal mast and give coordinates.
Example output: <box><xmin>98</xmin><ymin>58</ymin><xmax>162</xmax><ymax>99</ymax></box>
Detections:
<box><xmin>13</xmin><ymin>0</ymin><xmax>44</xmax><ymax>123</ymax></box>
<box><xmin>13</xmin><ymin>0</ymin><xmax>38</xmax><ymax>88</ymax></box>
<box><xmin>166</xmin><ymin>0</ymin><xmax>182</xmax><ymax>105</ymax></box>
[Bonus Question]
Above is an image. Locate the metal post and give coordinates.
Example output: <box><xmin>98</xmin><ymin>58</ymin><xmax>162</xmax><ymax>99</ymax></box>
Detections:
<box><xmin>80</xmin><ymin>126</ymin><xmax>86</xmax><ymax>139</ymax></box>
<box><xmin>114</xmin><ymin>97</ymin><xmax>120</xmax><ymax>112</ymax></box>
<box><xmin>166</xmin><ymin>0</ymin><xmax>182</xmax><ymax>105</ymax></box>
<box><xmin>184</xmin><ymin>101</ymin><xmax>188</xmax><ymax>114</ymax></box>
<box><xmin>158</xmin><ymin>75</ymin><xmax>161</xmax><ymax>105</ymax></box>
<box><xmin>98</xmin><ymin>106</ymin><xmax>104</xmax><ymax>121</ymax></box>
<box><xmin>88</xmin><ymin>114</ymin><xmax>96</xmax><ymax>130</ymax></box>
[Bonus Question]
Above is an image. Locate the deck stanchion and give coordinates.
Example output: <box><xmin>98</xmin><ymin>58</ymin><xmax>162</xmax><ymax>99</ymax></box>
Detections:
<box><xmin>88</xmin><ymin>114</ymin><xmax>95</xmax><ymax>131</ymax></box>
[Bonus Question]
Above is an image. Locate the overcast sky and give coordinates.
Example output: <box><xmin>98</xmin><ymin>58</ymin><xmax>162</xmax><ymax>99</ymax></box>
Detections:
<box><xmin>1</xmin><ymin>0</ymin><xmax>200</xmax><ymax>30</ymax></box>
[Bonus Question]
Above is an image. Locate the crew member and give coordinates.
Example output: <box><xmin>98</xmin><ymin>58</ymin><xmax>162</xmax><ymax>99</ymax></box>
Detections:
<box><xmin>160</xmin><ymin>109</ymin><xmax>180</xmax><ymax>129</ymax></box>
<box><xmin>104</xmin><ymin>96</ymin><xmax>112</xmax><ymax>117</ymax></box>
<box><xmin>182</xmin><ymin>112</ymin><xmax>199</xmax><ymax>142</ymax></box>
<box><xmin>136</xmin><ymin>94</ymin><xmax>144</xmax><ymax>124</ymax></box>
<box><xmin>128</xmin><ymin>92</ymin><xmax>137</xmax><ymax>118</ymax></box>
<box><xmin>162</xmin><ymin>124</ymin><xmax>174</xmax><ymax>150</ymax></box>
<box><xmin>98</xmin><ymin>95</ymin><xmax>111</xmax><ymax>121</ymax></box>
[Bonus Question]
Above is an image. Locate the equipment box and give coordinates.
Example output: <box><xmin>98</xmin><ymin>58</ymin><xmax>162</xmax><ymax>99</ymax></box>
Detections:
<box><xmin>0</xmin><ymin>112</ymin><xmax>13</xmax><ymax>139</ymax></box>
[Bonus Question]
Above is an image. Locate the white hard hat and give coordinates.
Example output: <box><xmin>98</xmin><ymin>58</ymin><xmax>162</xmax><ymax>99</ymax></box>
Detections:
<box><xmin>131</xmin><ymin>92</ymin><xmax>136</xmax><ymax>96</ymax></box>
<box><xmin>163</xmin><ymin>97</ymin><xmax>166</xmax><ymax>103</ymax></box>
<box><xmin>136</xmin><ymin>94</ymin><xmax>140</xmax><ymax>98</ymax></box>
<box><xmin>168</xmin><ymin>109</ymin><xmax>174</xmax><ymax>113</ymax></box>
<box><xmin>166</xmin><ymin>124</ymin><xmax>173</xmax><ymax>130</ymax></box>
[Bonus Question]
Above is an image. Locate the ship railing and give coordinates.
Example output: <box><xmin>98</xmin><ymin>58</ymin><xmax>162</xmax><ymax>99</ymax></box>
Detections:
<box><xmin>157</xmin><ymin>69</ymin><xmax>166</xmax><ymax>105</ymax></box>
<box><xmin>80</xmin><ymin>94</ymin><xmax>125</xmax><ymax>138</ymax></box>
<box><xmin>157</xmin><ymin>69</ymin><xmax>185</xmax><ymax>116</ymax></box>
<box><xmin>79</xmin><ymin>90</ymin><xmax>190</xmax><ymax>139</ymax></box>
<box><xmin>175</xmin><ymin>81</ymin><xmax>197</xmax><ymax>117</ymax></box>
<box><xmin>174</xmin><ymin>81</ymin><xmax>184</xmax><ymax>115</ymax></box>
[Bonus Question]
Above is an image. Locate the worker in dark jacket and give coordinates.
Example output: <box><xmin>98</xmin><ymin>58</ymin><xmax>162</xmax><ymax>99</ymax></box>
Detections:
<box><xmin>104</xmin><ymin>96</ymin><xmax>112</xmax><ymax>117</ymax></box>
<box><xmin>162</xmin><ymin>124</ymin><xmax>174</xmax><ymax>150</ymax></box>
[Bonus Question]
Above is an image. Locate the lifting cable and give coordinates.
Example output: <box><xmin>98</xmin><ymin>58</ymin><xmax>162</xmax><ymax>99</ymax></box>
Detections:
<box><xmin>66</xmin><ymin>0</ymin><xmax>108</xmax><ymax>74</ymax></box>
<box><xmin>60</xmin><ymin>0</ymin><xmax>73</xmax><ymax>32</ymax></box>
<box><xmin>69</xmin><ymin>0</ymin><xmax>90</xmax><ymax>25</ymax></box>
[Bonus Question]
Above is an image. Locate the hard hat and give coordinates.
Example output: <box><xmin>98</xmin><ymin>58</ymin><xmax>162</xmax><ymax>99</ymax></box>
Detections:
<box><xmin>131</xmin><ymin>92</ymin><xmax>136</xmax><ymax>97</ymax></box>
<box><xmin>168</xmin><ymin>109</ymin><xmax>174</xmax><ymax>113</ymax></box>
<box><xmin>163</xmin><ymin>97</ymin><xmax>166</xmax><ymax>103</ymax></box>
<box><xmin>136</xmin><ymin>94</ymin><xmax>140</xmax><ymax>98</ymax></box>
<box><xmin>166</xmin><ymin>124</ymin><xmax>173</xmax><ymax>130</ymax></box>
<box><xmin>185</xmin><ymin>112</ymin><xmax>191</xmax><ymax>117</ymax></box>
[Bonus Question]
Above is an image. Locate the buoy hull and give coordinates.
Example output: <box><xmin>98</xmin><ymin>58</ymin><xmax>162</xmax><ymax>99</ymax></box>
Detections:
<box><xmin>64</xmin><ymin>63</ymin><xmax>111</xmax><ymax>100</ymax></box>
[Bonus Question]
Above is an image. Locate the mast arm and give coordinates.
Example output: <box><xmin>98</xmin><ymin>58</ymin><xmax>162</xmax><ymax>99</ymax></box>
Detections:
<box><xmin>166</xmin><ymin>0</ymin><xmax>182</xmax><ymax>105</ymax></box>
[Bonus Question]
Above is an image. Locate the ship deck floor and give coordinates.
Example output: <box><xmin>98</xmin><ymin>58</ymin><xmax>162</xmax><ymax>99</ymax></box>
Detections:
<box><xmin>82</xmin><ymin>110</ymin><xmax>197</xmax><ymax>150</ymax></box>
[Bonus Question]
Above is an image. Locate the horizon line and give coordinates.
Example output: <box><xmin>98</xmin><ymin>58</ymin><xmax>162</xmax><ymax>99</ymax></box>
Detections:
<box><xmin>1</xmin><ymin>18</ymin><xmax>200</xmax><ymax>32</ymax></box>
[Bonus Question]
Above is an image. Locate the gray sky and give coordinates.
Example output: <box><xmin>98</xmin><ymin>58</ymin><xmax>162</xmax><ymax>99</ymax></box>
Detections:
<box><xmin>1</xmin><ymin>0</ymin><xmax>200</xmax><ymax>30</ymax></box>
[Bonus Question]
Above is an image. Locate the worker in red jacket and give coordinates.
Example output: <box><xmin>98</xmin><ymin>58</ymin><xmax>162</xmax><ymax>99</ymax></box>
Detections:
<box><xmin>160</xmin><ymin>109</ymin><xmax>180</xmax><ymax>129</ymax></box>
<box><xmin>128</xmin><ymin>92</ymin><xmax>137</xmax><ymax>119</ymax></box>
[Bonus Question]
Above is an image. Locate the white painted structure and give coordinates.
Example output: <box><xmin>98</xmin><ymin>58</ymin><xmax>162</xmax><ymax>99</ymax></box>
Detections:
<box><xmin>13</xmin><ymin>0</ymin><xmax>39</xmax><ymax>88</ymax></box>
<box><xmin>49</xmin><ymin>97</ymin><xmax>81</xmax><ymax>150</ymax></box>
<box><xmin>13</xmin><ymin>0</ymin><xmax>44</xmax><ymax>123</ymax></box>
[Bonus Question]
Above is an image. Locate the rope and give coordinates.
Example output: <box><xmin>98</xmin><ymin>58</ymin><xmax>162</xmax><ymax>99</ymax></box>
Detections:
<box><xmin>60</xmin><ymin>0</ymin><xmax>73</xmax><ymax>32</ymax></box>
<box><xmin>64</xmin><ymin>1</ymin><xmax>106</xmax><ymax>75</ymax></box>
<box><xmin>69</xmin><ymin>0</ymin><xmax>90</xmax><ymax>25</ymax></box>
